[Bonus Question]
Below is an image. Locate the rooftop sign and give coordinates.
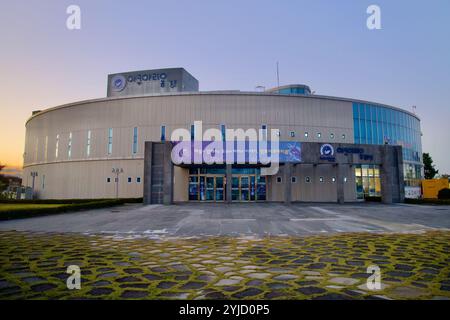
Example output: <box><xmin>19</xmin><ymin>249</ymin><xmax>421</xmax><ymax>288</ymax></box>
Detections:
<box><xmin>107</xmin><ymin>68</ymin><xmax>199</xmax><ymax>97</ymax></box>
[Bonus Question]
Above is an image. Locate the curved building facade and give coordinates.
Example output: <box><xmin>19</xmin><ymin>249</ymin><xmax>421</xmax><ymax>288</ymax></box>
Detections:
<box><xmin>23</xmin><ymin>68</ymin><xmax>422</xmax><ymax>201</ymax></box>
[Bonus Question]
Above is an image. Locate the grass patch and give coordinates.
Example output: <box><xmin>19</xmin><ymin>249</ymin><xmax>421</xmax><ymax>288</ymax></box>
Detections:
<box><xmin>0</xmin><ymin>198</ymin><xmax>143</xmax><ymax>204</ymax></box>
<box><xmin>405</xmin><ymin>198</ymin><xmax>450</xmax><ymax>205</ymax></box>
<box><xmin>0</xmin><ymin>204</ymin><xmax>65</xmax><ymax>212</ymax></box>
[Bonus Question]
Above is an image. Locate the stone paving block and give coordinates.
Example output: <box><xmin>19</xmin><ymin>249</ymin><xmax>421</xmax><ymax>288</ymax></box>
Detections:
<box><xmin>215</xmin><ymin>279</ymin><xmax>241</xmax><ymax>286</ymax></box>
<box><xmin>328</xmin><ymin>277</ymin><xmax>360</xmax><ymax>286</ymax></box>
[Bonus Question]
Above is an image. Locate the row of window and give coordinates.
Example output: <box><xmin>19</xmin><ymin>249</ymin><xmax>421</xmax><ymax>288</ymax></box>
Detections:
<box><xmin>34</xmin><ymin>125</ymin><xmax>348</xmax><ymax>162</ymax></box>
<box><xmin>106</xmin><ymin>177</ymin><xmax>141</xmax><ymax>183</ymax></box>
<box><xmin>276</xmin><ymin>176</ymin><xmax>348</xmax><ymax>183</ymax></box>
<box><xmin>352</xmin><ymin>102</ymin><xmax>422</xmax><ymax>163</ymax></box>
<box><xmin>43</xmin><ymin>127</ymin><xmax>140</xmax><ymax>160</ymax></box>
<box><xmin>167</xmin><ymin>124</ymin><xmax>346</xmax><ymax>141</ymax></box>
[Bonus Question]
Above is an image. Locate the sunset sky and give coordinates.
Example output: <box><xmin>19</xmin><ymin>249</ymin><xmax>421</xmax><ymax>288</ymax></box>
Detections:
<box><xmin>1</xmin><ymin>0</ymin><xmax>449</xmax><ymax>175</ymax></box>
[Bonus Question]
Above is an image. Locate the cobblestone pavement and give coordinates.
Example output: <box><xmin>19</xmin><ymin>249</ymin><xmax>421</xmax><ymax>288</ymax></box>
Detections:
<box><xmin>1</xmin><ymin>230</ymin><xmax>449</xmax><ymax>300</ymax></box>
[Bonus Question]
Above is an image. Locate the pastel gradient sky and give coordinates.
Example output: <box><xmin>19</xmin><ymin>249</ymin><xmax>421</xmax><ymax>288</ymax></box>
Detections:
<box><xmin>0</xmin><ymin>0</ymin><xmax>449</xmax><ymax>175</ymax></box>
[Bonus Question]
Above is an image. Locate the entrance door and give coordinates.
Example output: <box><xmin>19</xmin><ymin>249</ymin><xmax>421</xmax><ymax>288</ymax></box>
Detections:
<box><xmin>231</xmin><ymin>175</ymin><xmax>258</xmax><ymax>202</ymax></box>
<box><xmin>250</xmin><ymin>176</ymin><xmax>256</xmax><ymax>201</ymax></box>
<box><xmin>232</xmin><ymin>177</ymin><xmax>239</xmax><ymax>201</ymax></box>
<box><xmin>240</xmin><ymin>176</ymin><xmax>250</xmax><ymax>201</ymax></box>
<box><xmin>215</xmin><ymin>177</ymin><xmax>224</xmax><ymax>201</ymax></box>
<box><xmin>206</xmin><ymin>177</ymin><xmax>215</xmax><ymax>201</ymax></box>
<box><xmin>199</xmin><ymin>176</ymin><xmax>206</xmax><ymax>201</ymax></box>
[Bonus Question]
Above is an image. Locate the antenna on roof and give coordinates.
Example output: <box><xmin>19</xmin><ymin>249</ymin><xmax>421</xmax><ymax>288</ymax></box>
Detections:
<box><xmin>276</xmin><ymin>62</ymin><xmax>280</xmax><ymax>88</ymax></box>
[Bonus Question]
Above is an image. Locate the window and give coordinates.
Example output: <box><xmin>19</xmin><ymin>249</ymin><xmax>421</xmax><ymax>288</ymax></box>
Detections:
<box><xmin>304</xmin><ymin>132</ymin><xmax>309</xmax><ymax>138</ymax></box>
<box><xmin>132</xmin><ymin>127</ymin><xmax>138</xmax><ymax>154</ymax></box>
<box><xmin>107</xmin><ymin>177</ymin><xmax>111</xmax><ymax>183</ymax></box>
<box><xmin>331</xmin><ymin>177</ymin><xmax>336</xmax><ymax>182</ymax></box>
<box><xmin>68</xmin><ymin>132</ymin><xmax>72</xmax><ymax>158</ymax></box>
<box><xmin>290</xmin><ymin>131</ymin><xmax>295</xmax><ymax>137</ymax></box>
<box><xmin>190</xmin><ymin>124</ymin><xmax>195</xmax><ymax>140</ymax></box>
<box><xmin>276</xmin><ymin>176</ymin><xmax>282</xmax><ymax>183</ymax></box>
<box><xmin>342</xmin><ymin>134</ymin><xmax>346</xmax><ymax>140</ymax></box>
<box><xmin>305</xmin><ymin>176</ymin><xmax>311</xmax><ymax>183</ymax></box>
<box><xmin>86</xmin><ymin>130</ymin><xmax>91</xmax><ymax>157</ymax></box>
<box><xmin>107</xmin><ymin>128</ymin><xmax>113</xmax><ymax>155</ymax></box>
<box><xmin>262</xmin><ymin>125</ymin><xmax>267</xmax><ymax>140</ymax></box>
<box><xmin>355</xmin><ymin>164</ymin><xmax>381</xmax><ymax>198</ymax></box>
<box><xmin>136</xmin><ymin>177</ymin><xmax>141</xmax><ymax>183</ymax></box>
<box><xmin>319</xmin><ymin>176</ymin><xmax>324</xmax><ymax>183</ymax></box>
<box><xmin>317</xmin><ymin>132</ymin><xmax>322</xmax><ymax>138</ymax></box>
<box><xmin>221</xmin><ymin>124</ymin><xmax>226</xmax><ymax>141</ymax></box>
<box><xmin>34</xmin><ymin>137</ymin><xmax>38</xmax><ymax>162</ymax></box>
<box><xmin>161</xmin><ymin>125</ymin><xmax>166</xmax><ymax>141</ymax></box>
<box><xmin>128</xmin><ymin>177</ymin><xmax>132</xmax><ymax>183</ymax></box>
<box><xmin>330</xmin><ymin>133</ymin><xmax>334</xmax><ymax>139</ymax></box>
<box><xmin>291</xmin><ymin>176</ymin><xmax>297</xmax><ymax>183</ymax></box>
<box><xmin>44</xmin><ymin>136</ymin><xmax>48</xmax><ymax>162</ymax></box>
<box><xmin>55</xmin><ymin>134</ymin><xmax>59</xmax><ymax>159</ymax></box>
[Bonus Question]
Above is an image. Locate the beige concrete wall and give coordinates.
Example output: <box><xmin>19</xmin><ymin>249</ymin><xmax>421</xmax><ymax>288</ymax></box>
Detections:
<box><xmin>23</xmin><ymin>160</ymin><xmax>143</xmax><ymax>199</ymax></box>
<box><xmin>267</xmin><ymin>164</ymin><xmax>357</xmax><ymax>202</ymax></box>
<box><xmin>173</xmin><ymin>166</ymin><xmax>189</xmax><ymax>202</ymax></box>
<box><xmin>290</xmin><ymin>164</ymin><xmax>357</xmax><ymax>202</ymax></box>
<box><xmin>24</xmin><ymin>93</ymin><xmax>355</xmax><ymax>199</ymax></box>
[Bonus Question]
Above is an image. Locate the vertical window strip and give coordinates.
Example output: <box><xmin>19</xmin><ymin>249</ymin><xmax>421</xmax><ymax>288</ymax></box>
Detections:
<box><xmin>132</xmin><ymin>127</ymin><xmax>138</xmax><ymax>154</ymax></box>
<box><xmin>86</xmin><ymin>130</ymin><xmax>91</xmax><ymax>157</ymax></box>
<box><xmin>68</xmin><ymin>132</ymin><xmax>72</xmax><ymax>158</ymax></box>
<box><xmin>161</xmin><ymin>125</ymin><xmax>166</xmax><ymax>141</ymax></box>
<box><xmin>44</xmin><ymin>136</ymin><xmax>48</xmax><ymax>162</ymax></box>
<box><xmin>108</xmin><ymin>128</ymin><xmax>113</xmax><ymax>155</ymax></box>
<box><xmin>55</xmin><ymin>134</ymin><xmax>59</xmax><ymax>159</ymax></box>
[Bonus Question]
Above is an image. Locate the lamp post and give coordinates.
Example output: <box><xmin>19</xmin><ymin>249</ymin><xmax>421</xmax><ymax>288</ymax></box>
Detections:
<box><xmin>30</xmin><ymin>171</ymin><xmax>38</xmax><ymax>199</ymax></box>
<box><xmin>112</xmin><ymin>167</ymin><xmax>123</xmax><ymax>199</ymax></box>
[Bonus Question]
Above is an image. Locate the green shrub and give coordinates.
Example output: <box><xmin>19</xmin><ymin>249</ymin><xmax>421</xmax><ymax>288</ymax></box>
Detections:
<box><xmin>364</xmin><ymin>196</ymin><xmax>382</xmax><ymax>202</ymax></box>
<box><xmin>405</xmin><ymin>198</ymin><xmax>450</xmax><ymax>205</ymax></box>
<box><xmin>438</xmin><ymin>188</ymin><xmax>450</xmax><ymax>200</ymax></box>
<box><xmin>0</xmin><ymin>199</ymin><xmax>142</xmax><ymax>221</ymax></box>
<box><xmin>0</xmin><ymin>198</ymin><xmax>143</xmax><ymax>204</ymax></box>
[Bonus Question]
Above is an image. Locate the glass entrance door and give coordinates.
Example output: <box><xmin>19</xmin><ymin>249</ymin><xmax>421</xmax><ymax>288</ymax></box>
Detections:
<box><xmin>250</xmin><ymin>176</ymin><xmax>256</xmax><ymax>201</ymax></box>
<box><xmin>206</xmin><ymin>177</ymin><xmax>215</xmax><ymax>201</ymax></box>
<box><xmin>188</xmin><ymin>167</ymin><xmax>266</xmax><ymax>202</ymax></box>
<box><xmin>189</xmin><ymin>174</ymin><xmax>225</xmax><ymax>202</ymax></box>
<box><xmin>232</xmin><ymin>177</ymin><xmax>239</xmax><ymax>201</ymax></box>
<box><xmin>230</xmin><ymin>175</ymin><xmax>261</xmax><ymax>202</ymax></box>
<box><xmin>240</xmin><ymin>176</ymin><xmax>250</xmax><ymax>201</ymax></box>
<box><xmin>215</xmin><ymin>177</ymin><xmax>224</xmax><ymax>201</ymax></box>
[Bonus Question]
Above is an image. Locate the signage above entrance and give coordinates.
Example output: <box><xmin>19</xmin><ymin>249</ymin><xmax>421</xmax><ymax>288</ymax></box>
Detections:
<box><xmin>171</xmin><ymin>141</ymin><xmax>302</xmax><ymax>165</ymax></box>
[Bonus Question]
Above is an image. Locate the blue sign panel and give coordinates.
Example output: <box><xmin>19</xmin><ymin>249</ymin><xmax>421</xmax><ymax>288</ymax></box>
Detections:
<box><xmin>171</xmin><ymin>141</ymin><xmax>301</xmax><ymax>164</ymax></box>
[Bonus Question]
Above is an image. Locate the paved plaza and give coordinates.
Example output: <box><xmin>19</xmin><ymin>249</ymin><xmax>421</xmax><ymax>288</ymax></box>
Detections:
<box><xmin>0</xmin><ymin>203</ymin><xmax>449</xmax><ymax>237</ymax></box>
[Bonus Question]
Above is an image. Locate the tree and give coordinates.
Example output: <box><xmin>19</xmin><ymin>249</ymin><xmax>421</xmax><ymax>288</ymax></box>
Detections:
<box><xmin>0</xmin><ymin>163</ymin><xmax>6</xmax><ymax>192</ymax></box>
<box><xmin>423</xmin><ymin>153</ymin><xmax>438</xmax><ymax>179</ymax></box>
